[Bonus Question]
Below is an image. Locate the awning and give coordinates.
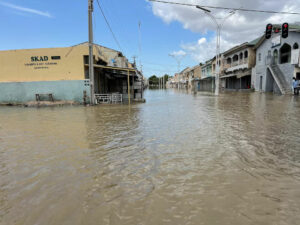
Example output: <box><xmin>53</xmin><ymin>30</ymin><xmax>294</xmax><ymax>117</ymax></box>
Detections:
<box><xmin>220</xmin><ymin>74</ymin><xmax>236</xmax><ymax>79</ymax></box>
<box><xmin>86</xmin><ymin>64</ymin><xmax>136</xmax><ymax>72</ymax></box>
<box><xmin>221</xmin><ymin>69</ymin><xmax>251</xmax><ymax>79</ymax></box>
<box><xmin>236</xmin><ymin>71</ymin><xmax>251</xmax><ymax>79</ymax></box>
<box><xmin>200</xmin><ymin>76</ymin><xmax>215</xmax><ymax>80</ymax></box>
<box><xmin>85</xmin><ymin>64</ymin><xmax>137</xmax><ymax>77</ymax></box>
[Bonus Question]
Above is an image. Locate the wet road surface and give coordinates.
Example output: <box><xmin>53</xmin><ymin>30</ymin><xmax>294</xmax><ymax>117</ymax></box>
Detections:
<box><xmin>1</xmin><ymin>90</ymin><xmax>300</xmax><ymax>225</ymax></box>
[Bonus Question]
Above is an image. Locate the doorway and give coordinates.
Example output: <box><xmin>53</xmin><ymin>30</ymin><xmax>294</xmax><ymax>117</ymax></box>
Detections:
<box><xmin>259</xmin><ymin>76</ymin><xmax>263</xmax><ymax>91</ymax></box>
<box><xmin>273</xmin><ymin>49</ymin><xmax>278</xmax><ymax>64</ymax></box>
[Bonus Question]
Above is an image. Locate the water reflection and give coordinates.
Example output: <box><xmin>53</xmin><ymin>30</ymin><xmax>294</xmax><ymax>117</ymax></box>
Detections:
<box><xmin>0</xmin><ymin>90</ymin><xmax>300</xmax><ymax>225</ymax></box>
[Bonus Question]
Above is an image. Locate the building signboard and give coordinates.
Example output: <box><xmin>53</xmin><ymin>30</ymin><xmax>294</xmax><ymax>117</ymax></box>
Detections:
<box><xmin>271</xmin><ymin>35</ymin><xmax>281</xmax><ymax>48</ymax></box>
<box><xmin>24</xmin><ymin>56</ymin><xmax>60</xmax><ymax>70</ymax></box>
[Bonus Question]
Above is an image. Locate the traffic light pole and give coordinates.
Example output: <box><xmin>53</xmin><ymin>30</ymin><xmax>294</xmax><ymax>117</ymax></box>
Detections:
<box><xmin>88</xmin><ymin>0</ymin><xmax>95</xmax><ymax>105</ymax></box>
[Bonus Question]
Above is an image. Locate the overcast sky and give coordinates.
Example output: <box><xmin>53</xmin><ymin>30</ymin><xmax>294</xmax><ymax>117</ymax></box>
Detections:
<box><xmin>0</xmin><ymin>0</ymin><xmax>299</xmax><ymax>77</ymax></box>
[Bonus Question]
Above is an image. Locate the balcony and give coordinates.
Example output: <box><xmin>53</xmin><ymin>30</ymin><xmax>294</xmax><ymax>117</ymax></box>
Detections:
<box><xmin>225</xmin><ymin>59</ymin><xmax>249</xmax><ymax>73</ymax></box>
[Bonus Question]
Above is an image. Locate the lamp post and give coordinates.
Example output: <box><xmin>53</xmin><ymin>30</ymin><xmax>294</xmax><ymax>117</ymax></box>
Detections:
<box><xmin>169</xmin><ymin>53</ymin><xmax>186</xmax><ymax>90</ymax></box>
<box><xmin>196</xmin><ymin>6</ymin><xmax>236</xmax><ymax>96</ymax></box>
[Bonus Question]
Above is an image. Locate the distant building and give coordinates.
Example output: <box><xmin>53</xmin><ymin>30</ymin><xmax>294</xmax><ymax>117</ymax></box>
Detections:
<box><xmin>253</xmin><ymin>24</ymin><xmax>300</xmax><ymax>94</ymax></box>
<box><xmin>199</xmin><ymin>59</ymin><xmax>215</xmax><ymax>92</ymax></box>
<box><xmin>0</xmin><ymin>42</ymin><xmax>143</xmax><ymax>104</ymax></box>
<box><xmin>187</xmin><ymin>64</ymin><xmax>202</xmax><ymax>93</ymax></box>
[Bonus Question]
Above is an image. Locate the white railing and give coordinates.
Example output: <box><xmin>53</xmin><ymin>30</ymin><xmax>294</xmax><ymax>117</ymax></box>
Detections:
<box><xmin>95</xmin><ymin>93</ymin><xmax>123</xmax><ymax>104</ymax></box>
<box><xmin>111</xmin><ymin>93</ymin><xmax>122</xmax><ymax>103</ymax></box>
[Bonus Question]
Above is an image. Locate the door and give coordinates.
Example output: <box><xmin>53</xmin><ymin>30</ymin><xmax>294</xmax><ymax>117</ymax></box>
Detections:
<box><xmin>260</xmin><ymin>76</ymin><xmax>263</xmax><ymax>91</ymax></box>
<box><xmin>273</xmin><ymin>49</ymin><xmax>278</xmax><ymax>65</ymax></box>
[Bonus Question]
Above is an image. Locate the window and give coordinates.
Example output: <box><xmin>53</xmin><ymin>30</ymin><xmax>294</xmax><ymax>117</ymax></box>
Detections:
<box><xmin>239</xmin><ymin>52</ymin><xmax>243</xmax><ymax>59</ymax></box>
<box><xmin>244</xmin><ymin>51</ymin><xmax>248</xmax><ymax>58</ymax></box>
<box><xmin>226</xmin><ymin>58</ymin><xmax>232</xmax><ymax>65</ymax></box>
<box><xmin>233</xmin><ymin>55</ymin><xmax>239</xmax><ymax>62</ymax></box>
<box><xmin>280</xmin><ymin>43</ymin><xmax>291</xmax><ymax>64</ymax></box>
<box><xmin>258</xmin><ymin>53</ymin><xmax>261</xmax><ymax>62</ymax></box>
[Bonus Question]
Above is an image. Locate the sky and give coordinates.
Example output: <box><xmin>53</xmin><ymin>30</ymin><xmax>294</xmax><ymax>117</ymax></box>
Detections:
<box><xmin>1</xmin><ymin>0</ymin><xmax>300</xmax><ymax>78</ymax></box>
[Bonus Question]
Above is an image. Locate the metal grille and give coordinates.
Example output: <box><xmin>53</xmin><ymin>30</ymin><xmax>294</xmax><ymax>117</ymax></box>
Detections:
<box><xmin>95</xmin><ymin>94</ymin><xmax>123</xmax><ymax>104</ymax></box>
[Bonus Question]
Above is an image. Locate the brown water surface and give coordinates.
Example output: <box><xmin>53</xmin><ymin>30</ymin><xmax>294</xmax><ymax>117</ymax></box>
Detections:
<box><xmin>1</xmin><ymin>90</ymin><xmax>300</xmax><ymax>225</ymax></box>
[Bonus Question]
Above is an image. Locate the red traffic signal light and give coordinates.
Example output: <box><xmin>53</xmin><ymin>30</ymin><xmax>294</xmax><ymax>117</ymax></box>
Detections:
<box><xmin>274</xmin><ymin>28</ymin><xmax>280</xmax><ymax>33</ymax></box>
<box><xmin>265</xmin><ymin>24</ymin><xmax>273</xmax><ymax>39</ymax></box>
<box><xmin>282</xmin><ymin>23</ymin><xmax>289</xmax><ymax>38</ymax></box>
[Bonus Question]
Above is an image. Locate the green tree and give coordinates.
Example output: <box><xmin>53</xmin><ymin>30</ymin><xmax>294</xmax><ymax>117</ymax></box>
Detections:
<box><xmin>148</xmin><ymin>75</ymin><xmax>159</xmax><ymax>85</ymax></box>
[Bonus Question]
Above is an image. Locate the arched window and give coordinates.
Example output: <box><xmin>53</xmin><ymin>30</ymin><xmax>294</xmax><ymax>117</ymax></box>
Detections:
<box><xmin>227</xmin><ymin>58</ymin><xmax>232</xmax><ymax>65</ymax></box>
<box><xmin>293</xmin><ymin>43</ymin><xmax>299</xmax><ymax>49</ymax></box>
<box><xmin>280</xmin><ymin>43</ymin><xmax>291</xmax><ymax>64</ymax></box>
<box><xmin>244</xmin><ymin>51</ymin><xmax>248</xmax><ymax>58</ymax></box>
<box><xmin>273</xmin><ymin>49</ymin><xmax>278</xmax><ymax>64</ymax></box>
<box><xmin>233</xmin><ymin>54</ymin><xmax>238</xmax><ymax>62</ymax></box>
<box><xmin>239</xmin><ymin>52</ymin><xmax>243</xmax><ymax>63</ymax></box>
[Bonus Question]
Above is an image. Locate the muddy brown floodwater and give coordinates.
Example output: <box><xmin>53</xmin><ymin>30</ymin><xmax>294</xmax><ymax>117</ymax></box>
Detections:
<box><xmin>1</xmin><ymin>90</ymin><xmax>300</xmax><ymax>225</ymax></box>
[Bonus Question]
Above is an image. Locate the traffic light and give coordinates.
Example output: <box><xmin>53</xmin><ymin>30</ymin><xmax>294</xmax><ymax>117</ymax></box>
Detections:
<box><xmin>266</xmin><ymin>24</ymin><xmax>273</xmax><ymax>39</ymax></box>
<box><xmin>282</xmin><ymin>23</ymin><xmax>289</xmax><ymax>38</ymax></box>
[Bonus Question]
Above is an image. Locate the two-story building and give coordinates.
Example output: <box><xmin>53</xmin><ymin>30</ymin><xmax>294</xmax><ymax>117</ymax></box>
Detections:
<box><xmin>188</xmin><ymin>64</ymin><xmax>202</xmax><ymax>93</ymax></box>
<box><xmin>220</xmin><ymin>39</ymin><xmax>258</xmax><ymax>91</ymax></box>
<box><xmin>177</xmin><ymin>67</ymin><xmax>190</xmax><ymax>89</ymax></box>
<box><xmin>199</xmin><ymin>59</ymin><xmax>214</xmax><ymax>92</ymax></box>
<box><xmin>253</xmin><ymin>24</ymin><xmax>300</xmax><ymax>94</ymax></box>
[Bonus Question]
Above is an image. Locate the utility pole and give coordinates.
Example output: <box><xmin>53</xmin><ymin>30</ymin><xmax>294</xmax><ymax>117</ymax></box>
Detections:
<box><xmin>132</xmin><ymin>56</ymin><xmax>137</xmax><ymax>68</ymax></box>
<box><xmin>159</xmin><ymin>77</ymin><xmax>161</xmax><ymax>89</ymax></box>
<box><xmin>138</xmin><ymin>21</ymin><xmax>143</xmax><ymax>73</ymax></box>
<box><xmin>88</xmin><ymin>0</ymin><xmax>95</xmax><ymax>105</ymax></box>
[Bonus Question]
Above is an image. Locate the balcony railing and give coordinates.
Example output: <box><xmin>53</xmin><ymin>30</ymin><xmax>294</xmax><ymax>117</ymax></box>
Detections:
<box><xmin>225</xmin><ymin>59</ymin><xmax>249</xmax><ymax>70</ymax></box>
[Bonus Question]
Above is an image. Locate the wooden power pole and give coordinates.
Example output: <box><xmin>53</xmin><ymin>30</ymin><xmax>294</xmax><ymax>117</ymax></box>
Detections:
<box><xmin>88</xmin><ymin>0</ymin><xmax>95</xmax><ymax>105</ymax></box>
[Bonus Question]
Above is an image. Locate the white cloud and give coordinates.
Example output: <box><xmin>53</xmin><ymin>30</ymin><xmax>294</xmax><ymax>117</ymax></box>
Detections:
<box><xmin>198</xmin><ymin>37</ymin><xmax>206</xmax><ymax>45</ymax></box>
<box><xmin>181</xmin><ymin>37</ymin><xmax>235</xmax><ymax>63</ymax></box>
<box><xmin>150</xmin><ymin>0</ymin><xmax>300</xmax><ymax>62</ymax></box>
<box><xmin>170</xmin><ymin>50</ymin><xmax>187</xmax><ymax>57</ymax></box>
<box><xmin>0</xmin><ymin>1</ymin><xmax>52</xmax><ymax>18</ymax></box>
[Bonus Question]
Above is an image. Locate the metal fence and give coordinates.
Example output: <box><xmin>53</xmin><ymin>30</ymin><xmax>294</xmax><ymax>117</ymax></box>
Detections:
<box><xmin>95</xmin><ymin>93</ymin><xmax>123</xmax><ymax>104</ymax></box>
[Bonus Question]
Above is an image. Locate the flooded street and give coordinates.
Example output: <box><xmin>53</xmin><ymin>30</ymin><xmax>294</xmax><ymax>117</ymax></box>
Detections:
<box><xmin>1</xmin><ymin>90</ymin><xmax>300</xmax><ymax>225</ymax></box>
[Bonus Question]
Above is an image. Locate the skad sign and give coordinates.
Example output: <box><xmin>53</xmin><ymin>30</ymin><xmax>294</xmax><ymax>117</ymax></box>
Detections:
<box><xmin>31</xmin><ymin>56</ymin><xmax>49</xmax><ymax>62</ymax></box>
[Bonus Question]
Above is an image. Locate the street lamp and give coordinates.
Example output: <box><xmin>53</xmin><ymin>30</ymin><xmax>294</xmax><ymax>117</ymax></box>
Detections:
<box><xmin>169</xmin><ymin>53</ymin><xmax>186</xmax><ymax>90</ymax></box>
<box><xmin>196</xmin><ymin>5</ymin><xmax>236</xmax><ymax>96</ymax></box>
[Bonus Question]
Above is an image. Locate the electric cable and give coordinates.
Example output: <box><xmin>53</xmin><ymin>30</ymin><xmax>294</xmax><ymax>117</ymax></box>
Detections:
<box><xmin>149</xmin><ymin>0</ymin><xmax>300</xmax><ymax>15</ymax></box>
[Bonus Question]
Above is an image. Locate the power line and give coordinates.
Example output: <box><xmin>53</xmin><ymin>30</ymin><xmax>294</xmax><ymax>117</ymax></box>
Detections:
<box><xmin>95</xmin><ymin>0</ymin><xmax>123</xmax><ymax>52</ymax></box>
<box><xmin>149</xmin><ymin>0</ymin><xmax>300</xmax><ymax>15</ymax></box>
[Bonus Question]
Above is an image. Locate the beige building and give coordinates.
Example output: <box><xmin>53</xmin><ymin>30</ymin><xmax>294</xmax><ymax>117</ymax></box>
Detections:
<box><xmin>0</xmin><ymin>42</ymin><xmax>143</xmax><ymax>104</ymax></box>
<box><xmin>221</xmin><ymin>39</ymin><xmax>258</xmax><ymax>90</ymax></box>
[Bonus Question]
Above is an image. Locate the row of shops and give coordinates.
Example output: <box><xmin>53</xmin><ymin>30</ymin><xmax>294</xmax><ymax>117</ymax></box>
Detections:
<box><xmin>168</xmin><ymin>24</ymin><xmax>300</xmax><ymax>95</ymax></box>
